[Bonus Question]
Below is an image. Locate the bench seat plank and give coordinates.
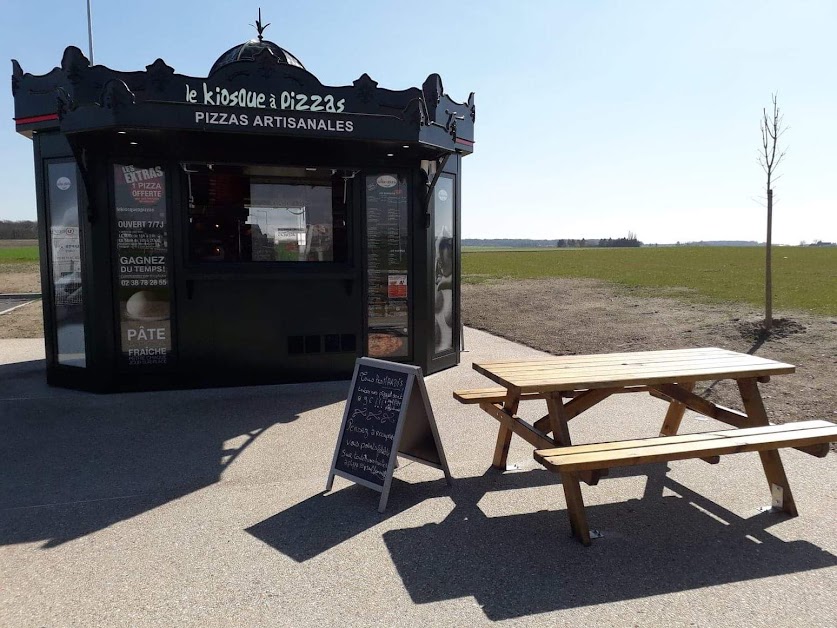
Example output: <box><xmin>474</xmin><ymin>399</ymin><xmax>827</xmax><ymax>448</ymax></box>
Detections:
<box><xmin>453</xmin><ymin>388</ymin><xmax>547</xmax><ymax>404</ymax></box>
<box><xmin>453</xmin><ymin>386</ymin><xmax>651</xmax><ymax>405</ymax></box>
<box><xmin>535</xmin><ymin>421</ymin><xmax>837</xmax><ymax>472</ymax></box>
<box><xmin>536</xmin><ymin>420</ymin><xmax>835</xmax><ymax>457</ymax></box>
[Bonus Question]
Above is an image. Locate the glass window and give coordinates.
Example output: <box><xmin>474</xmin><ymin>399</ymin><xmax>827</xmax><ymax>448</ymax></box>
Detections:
<box><xmin>185</xmin><ymin>165</ymin><xmax>348</xmax><ymax>263</ymax></box>
<box><xmin>46</xmin><ymin>161</ymin><xmax>86</xmax><ymax>367</ymax></box>
<box><xmin>365</xmin><ymin>174</ymin><xmax>409</xmax><ymax>359</ymax></box>
<box><xmin>431</xmin><ymin>176</ymin><xmax>455</xmax><ymax>354</ymax></box>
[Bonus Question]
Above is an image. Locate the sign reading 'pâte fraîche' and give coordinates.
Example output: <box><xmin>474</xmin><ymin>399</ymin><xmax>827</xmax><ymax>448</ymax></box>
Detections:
<box><xmin>185</xmin><ymin>83</ymin><xmax>346</xmax><ymax>112</ymax></box>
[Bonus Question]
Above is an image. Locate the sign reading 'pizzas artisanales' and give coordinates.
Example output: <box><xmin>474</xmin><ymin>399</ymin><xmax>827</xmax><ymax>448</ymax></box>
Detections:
<box><xmin>194</xmin><ymin>111</ymin><xmax>355</xmax><ymax>132</ymax></box>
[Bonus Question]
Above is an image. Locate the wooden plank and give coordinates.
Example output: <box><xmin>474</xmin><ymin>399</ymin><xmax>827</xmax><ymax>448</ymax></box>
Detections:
<box><xmin>547</xmin><ymin>392</ymin><xmax>572</xmax><ymax>446</ymax></box>
<box><xmin>737</xmin><ymin>378</ymin><xmax>798</xmax><ymax>516</ymax></box>
<box><xmin>480</xmin><ymin>401</ymin><xmax>553</xmax><ymax>450</ymax></box>
<box><xmin>535</xmin><ymin>420</ymin><xmax>836</xmax><ymax>457</ymax></box>
<box><xmin>543</xmin><ymin>393</ymin><xmax>604</xmax><ymax>487</ymax></box>
<box><xmin>563</xmin><ymin>388</ymin><xmax>616</xmax><ymax>419</ymax></box>
<box><xmin>475</xmin><ymin>348</ymin><xmax>791</xmax><ymax>369</ymax></box>
<box><xmin>475</xmin><ymin>351</ymin><xmax>794</xmax><ymax>376</ymax></box>
<box><xmin>476</xmin><ymin>347</ymin><xmax>743</xmax><ymax>369</ymax></box>
<box><xmin>490</xmin><ymin>388</ymin><xmax>520</xmax><ymax>471</ymax></box>
<box><xmin>795</xmin><ymin>443</ymin><xmax>831</xmax><ymax>458</ymax></box>
<box><xmin>532</xmin><ymin>414</ymin><xmax>552</xmax><ymax>434</ymax></box>
<box><xmin>480</xmin><ymin>354</ymin><xmax>789</xmax><ymax>378</ymax></box>
<box><xmin>482</xmin><ymin>363</ymin><xmax>796</xmax><ymax>394</ymax></box>
<box><xmin>650</xmin><ymin>384</ymin><xmax>750</xmax><ymax>428</ymax></box>
<box><xmin>453</xmin><ymin>388</ymin><xmax>546</xmax><ymax>404</ymax></box>
<box><xmin>477</xmin><ymin>360</ymin><xmax>796</xmax><ymax>384</ymax></box>
<box><xmin>560</xmin><ymin>471</ymin><xmax>591</xmax><ymax>546</ymax></box>
<box><xmin>659</xmin><ymin>382</ymin><xmax>695</xmax><ymax>436</ymax></box>
<box><xmin>535</xmin><ymin>424</ymin><xmax>837</xmax><ymax>472</ymax></box>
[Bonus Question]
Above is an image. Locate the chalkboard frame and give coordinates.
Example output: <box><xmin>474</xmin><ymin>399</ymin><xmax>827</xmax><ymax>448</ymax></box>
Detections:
<box><xmin>326</xmin><ymin>357</ymin><xmax>451</xmax><ymax>512</ymax></box>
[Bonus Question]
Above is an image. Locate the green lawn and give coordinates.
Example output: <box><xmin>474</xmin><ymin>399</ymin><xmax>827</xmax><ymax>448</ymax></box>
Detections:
<box><xmin>3</xmin><ymin>243</ymin><xmax>834</xmax><ymax>315</ymax></box>
<box><xmin>463</xmin><ymin>246</ymin><xmax>837</xmax><ymax>316</ymax></box>
<box><xmin>0</xmin><ymin>246</ymin><xmax>39</xmax><ymax>263</ymax></box>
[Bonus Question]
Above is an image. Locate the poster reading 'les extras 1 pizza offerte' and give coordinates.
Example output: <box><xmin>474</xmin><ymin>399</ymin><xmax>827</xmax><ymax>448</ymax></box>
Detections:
<box><xmin>113</xmin><ymin>164</ymin><xmax>173</xmax><ymax>367</ymax></box>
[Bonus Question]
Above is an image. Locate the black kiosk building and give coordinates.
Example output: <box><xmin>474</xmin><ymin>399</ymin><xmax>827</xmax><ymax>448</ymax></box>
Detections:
<box><xmin>11</xmin><ymin>27</ymin><xmax>475</xmax><ymax>392</ymax></box>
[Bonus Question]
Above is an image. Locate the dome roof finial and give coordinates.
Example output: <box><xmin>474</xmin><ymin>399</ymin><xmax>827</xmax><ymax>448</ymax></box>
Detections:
<box><xmin>209</xmin><ymin>10</ymin><xmax>304</xmax><ymax>75</ymax></box>
<box><xmin>251</xmin><ymin>8</ymin><xmax>270</xmax><ymax>42</ymax></box>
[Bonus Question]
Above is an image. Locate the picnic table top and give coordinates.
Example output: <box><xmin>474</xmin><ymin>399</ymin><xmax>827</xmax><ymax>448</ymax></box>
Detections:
<box><xmin>472</xmin><ymin>347</ymin><xmax>796</xmax><ymax>394</ymax></box>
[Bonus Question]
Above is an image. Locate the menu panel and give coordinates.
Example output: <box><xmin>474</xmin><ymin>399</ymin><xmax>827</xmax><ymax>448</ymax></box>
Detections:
<box><xmin>113</xmin><ymin>164</ymin><xmax>173</xmax><ymax>367</ymax></box>
<box><xmin>365</xmin><ymin>174</ymin><xmax>409</xmax><ymax>358</ymax></box>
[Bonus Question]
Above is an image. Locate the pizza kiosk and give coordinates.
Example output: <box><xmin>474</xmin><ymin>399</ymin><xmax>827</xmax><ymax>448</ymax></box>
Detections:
<box><xmin>11</xmin><ymin>21</ymin><xmax>475</xmax><ymax>391</ymax></box>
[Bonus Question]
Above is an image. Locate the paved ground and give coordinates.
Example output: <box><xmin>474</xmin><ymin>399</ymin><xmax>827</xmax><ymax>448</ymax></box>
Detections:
<box><xmin>0</xmin><ymin>296</ymin><xmax>35</xmax><ymax>316</ymax></box>
<box><xmin>1</xmin><ymin>331</ymin><xmax>835</xmax><ymax>627</ymax></box>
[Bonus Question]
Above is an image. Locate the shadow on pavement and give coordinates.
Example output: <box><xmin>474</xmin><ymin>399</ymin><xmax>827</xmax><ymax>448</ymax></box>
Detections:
<box><xmin>0</xmin><ymin>359</ymin><xmax>347</xmax><ymax>548</ymax></box>
<box><xmin>248</xmin><ymin>461</ymin><xmax>836</xmax><ymax>620</ymax></box>
<box><xmin>383</xmin><ymin>466</ymin><xmax>837</xmax><ymax>620</ymax></box>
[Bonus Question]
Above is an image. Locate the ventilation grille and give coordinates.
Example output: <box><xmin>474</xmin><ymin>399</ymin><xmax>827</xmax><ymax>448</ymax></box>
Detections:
<box><xmin>288</xmin><ymin>334</ymin><xmax>356</xmax><ymax>355</ymax></box>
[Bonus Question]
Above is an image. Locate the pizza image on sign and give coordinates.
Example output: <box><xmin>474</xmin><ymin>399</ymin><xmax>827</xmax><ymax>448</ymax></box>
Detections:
<box><xmin>387</xmin><ymin>274</ymin><xmax>407</xmax><ymax>299</ymax></box>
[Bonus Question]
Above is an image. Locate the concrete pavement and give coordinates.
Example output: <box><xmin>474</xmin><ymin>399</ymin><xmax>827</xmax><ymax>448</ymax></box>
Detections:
<box><xmin>1</xmin><ymin>330</ymin><xmax>835</xmax><ymax>626</ymax></box>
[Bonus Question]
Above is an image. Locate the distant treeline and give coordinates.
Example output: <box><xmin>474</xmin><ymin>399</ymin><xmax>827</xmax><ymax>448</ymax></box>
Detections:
<box><xmin>0</xmin><ymin>220</ymin><xmax>38</xmax><ymax>239</ymax></box>
<box><xmin>557</xmin><ymin>236</ymin><xmax>641</xmax><ymax>248</ymax></box>
<box><xmin>682</xmin><ymin>240</ymin><xmax>759</xmax><ymax>247</ymax></box>
<box><xmin>464</xmin><ymin>236</ymin><xmax>644</xmax><ymax>248</ymax></box>
<box><xmin>463</xmin><ymin>239</ymin><xmax>558</xmax><ymax>248</ymax></box>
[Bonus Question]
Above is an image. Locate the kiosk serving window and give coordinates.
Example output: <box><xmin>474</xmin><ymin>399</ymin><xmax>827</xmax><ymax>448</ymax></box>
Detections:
<box><xmin>185</xmin><ymin>165</ymin><xmax>348</xmax><ymax>264</ymax></box>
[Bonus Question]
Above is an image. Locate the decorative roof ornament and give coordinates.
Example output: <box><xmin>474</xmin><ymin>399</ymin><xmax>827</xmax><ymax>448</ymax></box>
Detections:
<box><xmin>251</xmin><ymin>8</ymin><xmax>270</xmax><ymax>42</ymax></box>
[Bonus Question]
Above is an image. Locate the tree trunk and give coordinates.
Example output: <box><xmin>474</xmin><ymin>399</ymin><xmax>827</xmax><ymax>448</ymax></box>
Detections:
<box><xmin>765</xmin><ymin>187</ymin><xmax>773</xmax><ymax>330</ymax></box>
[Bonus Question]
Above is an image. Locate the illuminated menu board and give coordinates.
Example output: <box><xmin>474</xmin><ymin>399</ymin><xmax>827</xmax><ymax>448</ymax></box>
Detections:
<box><xmin>365</xmin><ymin>174</ymin><xmax>409</xmax><ymax>358</ymax></box>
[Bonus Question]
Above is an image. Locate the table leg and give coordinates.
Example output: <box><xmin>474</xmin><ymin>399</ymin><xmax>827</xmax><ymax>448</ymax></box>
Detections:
<box><xmin>546</xmin><ymin>393</ymin><xmax>572</xmax><ymax>445</ymax></box>
<box><xmin>547</xmin><ymin>393</ymin><xmax>592</xmax><ymax>544</ymax></box>
<box><xmin>659</xmin><ymin>381</ymin><xmax>696</xmax><ymax>436</ymax></box>
<box><xmin>492</xmin><ymin>387</ymin><xmax>520</xmax><ymax>470</ymax></box>
<box><xmin>561</xmin><ymin>471</ymin><xmax>591</xmax><ymax>546</ymax></box>
<box><xmin>737</xmin><ymin>378</ymin><xmax>798</xmax><ymax>516</ymax></box>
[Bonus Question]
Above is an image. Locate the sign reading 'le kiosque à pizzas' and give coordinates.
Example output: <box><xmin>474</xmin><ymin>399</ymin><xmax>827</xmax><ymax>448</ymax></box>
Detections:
<box><xmin>185</xmin><ymin>83</ymin><xmax>346</xmax><ymax>112</ymax></box>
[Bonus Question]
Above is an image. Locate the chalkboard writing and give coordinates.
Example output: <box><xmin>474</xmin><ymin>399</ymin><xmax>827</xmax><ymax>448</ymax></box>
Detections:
<box><xmin>327</xmin><ymin>358</ymin><xmax>452</xmax><ymax>512</ymax></box>
<box><xmin>334</xmin><ymin>364</ymin><xmax>408</xmax><ymax>487</ymax></box>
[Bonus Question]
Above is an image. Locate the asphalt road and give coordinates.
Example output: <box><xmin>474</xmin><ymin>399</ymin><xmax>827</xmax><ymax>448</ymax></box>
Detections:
<box><xmin>1</xmin><ymin>332</ymin><xmax>835</xmax><ymax>627</ymax></box>
<box><xmin>0</xmin><ymin>296</ymin><xmax>35</xmax><ymax>315</ymax></box>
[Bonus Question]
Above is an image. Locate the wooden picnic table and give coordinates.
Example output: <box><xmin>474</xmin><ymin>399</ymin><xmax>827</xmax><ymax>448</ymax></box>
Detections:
<box><xmin>454</xmin><ymin>347</ymin><xmax>834</xmax><ymax>544</ymax></box>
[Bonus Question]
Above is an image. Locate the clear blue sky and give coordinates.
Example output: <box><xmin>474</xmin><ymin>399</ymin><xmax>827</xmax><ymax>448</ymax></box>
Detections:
<box><xmin>2</xmin><ymin>0</ymin><xmax>835</xmax><ymax>244</ymax></box>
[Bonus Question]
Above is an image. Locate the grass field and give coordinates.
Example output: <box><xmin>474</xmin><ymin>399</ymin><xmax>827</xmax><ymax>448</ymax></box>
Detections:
<box><xmin>2</xmin><ymin>243</ymin><xmax>834</xmax><ymax>315</ymax></box>
<box><xmin>463</xmin><ymin>246</ymin><xmax>837</xmax><ymax>316</ymax></box>
<box><xmin>0</xmin><ymin>245</ymin><xmax>39</xmax><ymax>263</ymax></box>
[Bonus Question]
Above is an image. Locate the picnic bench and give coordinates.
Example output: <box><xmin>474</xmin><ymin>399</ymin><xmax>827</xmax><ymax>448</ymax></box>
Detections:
<box><xmin>454</xmin><ymin>347</ymin><xmax>837</xmax><ymax>545</ymax></box>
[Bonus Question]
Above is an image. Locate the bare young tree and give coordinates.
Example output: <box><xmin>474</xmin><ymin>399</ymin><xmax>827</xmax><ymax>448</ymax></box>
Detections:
<box><xmin>758</xmin><ymin>93</ymin><xmax>787</xmax><ymax>331</ymax></box>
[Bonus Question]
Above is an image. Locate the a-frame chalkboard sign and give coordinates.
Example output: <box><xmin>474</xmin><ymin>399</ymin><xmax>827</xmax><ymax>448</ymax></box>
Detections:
<box><xmin>326</xmin><ymin>357</ymin><xmax>452</xmax><ymax>512</ymax></box>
